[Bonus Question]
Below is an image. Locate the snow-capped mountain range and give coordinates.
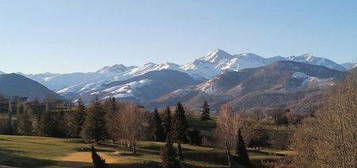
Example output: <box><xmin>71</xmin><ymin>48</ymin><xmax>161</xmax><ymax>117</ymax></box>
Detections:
<box><xmin>10</xmin><ymin>49</ymin><xmax>349</xmax><ymax>103</ymax></box>
<box><xmin>149</xmin><ymin>61</ymin><xmax>344</xmax><ymax>112</ymax></box>
<box><xmin>181</xmin><ymin>49</ymin><xmax>346</xmax><ymax>78</ymax></box>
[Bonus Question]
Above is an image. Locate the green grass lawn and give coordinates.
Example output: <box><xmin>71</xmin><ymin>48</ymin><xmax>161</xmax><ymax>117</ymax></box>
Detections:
<box><xmin>0</xmin><ymin>135</ymin><xmax>286</xmax><ymax>168</ymax></box>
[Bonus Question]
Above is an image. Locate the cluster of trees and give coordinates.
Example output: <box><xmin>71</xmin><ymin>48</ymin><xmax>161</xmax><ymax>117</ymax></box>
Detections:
<box><xmin>150</xmin><ymin>102</ymin><xmax>209</xmax><ymax>146</ymax></box>
<box><xmin>288</xmin><ymin>71</ymin><xmax>357</xmax><ymax>168</ymax></box>
<box><xmin>0</xmin><ymin>97</ymin><xmax>148</xmax><ymax>154</ymax></box>
<box><xmin>0</xmin><ymin>95</ymin><xmax>211</xmax><ymax>167</ymax></box>
<box><xmin>152</xmin><ymin>101</ymin><xmax>211</xmax><ymax>168</ymax></box>
<box><xmin>150</xmin><ymin>102</ymin><xmax>192</xmax><ymax>167</ymax></box>
<box><xmin>0</xmin><ymin>99</ymin><xmax>74</xmax><ymax>137</ymax></box>
<box><xmin>77</xmin><ymin>98</ymin><xmax>149</xmax><ymax>154</ymax></box>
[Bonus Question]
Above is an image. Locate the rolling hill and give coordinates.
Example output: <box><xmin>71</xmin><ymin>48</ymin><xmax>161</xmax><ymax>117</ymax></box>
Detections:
<box><xmin>0</xmin><ymin>73</ymin><xmax>63</xmax><ymax>100</ymax></box>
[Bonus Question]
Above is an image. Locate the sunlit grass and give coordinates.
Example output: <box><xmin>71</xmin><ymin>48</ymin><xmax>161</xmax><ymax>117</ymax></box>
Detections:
<box><xmin>0</xmin><ymin>135</ymin><xmax>286</xmax><ymax>168</ymax></box>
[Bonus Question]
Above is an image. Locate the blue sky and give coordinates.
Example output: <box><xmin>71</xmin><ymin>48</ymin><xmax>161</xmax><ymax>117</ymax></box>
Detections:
<box><xmin>0</xmin><ymin>0</ymin><xmax>356</xmax><ymax>74</ymax></box>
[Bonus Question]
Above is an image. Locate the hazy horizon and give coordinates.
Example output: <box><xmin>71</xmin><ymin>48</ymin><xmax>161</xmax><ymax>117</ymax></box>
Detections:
<box><xmin>1</xmin><ymin>0</ymin><xmax>356</xmax><ymax>74</ymax></box>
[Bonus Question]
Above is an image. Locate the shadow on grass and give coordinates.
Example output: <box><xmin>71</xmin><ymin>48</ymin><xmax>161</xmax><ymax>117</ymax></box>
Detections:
<box><xmin>248</xmin><ymin>149</ymin><xmax>287</xmax><ymax>157</ymax></box>
<box><xmin>25</xmin><ymin>141</ymin><xmax>64</xmax><ymax>146</ymax></box>
<box><xmin>135</xmin><ymin>148</ymin><xmax>160</xmax><ymax>156</ymax></box>
<box><xmin>109</xmin><ymin>161</ymin><xmax>160</xmax><ymax>168</ymax></box>
<box><xmin>0</xmin><ymin>138</ymin><xmax>12</xmax><ymax>142</ymax></box>
<box><xmin>0</xmin><ymin>149</ymin><xmax>53</xmax><ymax>168</ymax></box>
<box><xmin>0</xmin><ymin>148</ymin><xmax>159</xmax><ymax>168</ymax></box>
<box><xmin>73</xmin><ymin>146</ymin><xmax>116</xmax><ymax>153</ymax></box>
<box><xmin>117</xmin><ymin>152</ymin><xmax>144</xmax><ymax>157</ymax></box>
<box><xmin>0</xmin><ymin>146</ymin><xmax>89</xmax><ymax>168</ymax></box>
<box><xmin>0</xmin><ymin>147</ymin><xmax>228</xmax><ymax>168</ymax></box>
<box><xmin>140</xmin><ymin>144</ymin><xmax>162</xmax><ymax>151</ymax></box>
<box><xmin>184</xmin><ymin>150</ymin><xmax>227</xmax><ymax>165</ymax></box>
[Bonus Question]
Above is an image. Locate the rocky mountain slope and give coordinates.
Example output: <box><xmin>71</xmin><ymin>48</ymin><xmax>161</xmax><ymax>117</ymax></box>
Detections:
<box><xmin>149</xmin><ymin>61</ymin><xmax>344</xmax><ymax>113</ymax></box>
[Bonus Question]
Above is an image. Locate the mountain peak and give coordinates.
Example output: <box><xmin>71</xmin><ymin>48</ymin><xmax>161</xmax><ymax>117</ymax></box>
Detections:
<box><xmin>143</xmin><ymin>62</ymin><xmax>157</xmax><ymax>66</ymax></box>
<box><xmin>235</xmin><ymin>53</ymin><xmax>265</xmax><ymax>60</ymax></box>
<box><xmin>286</xmin><ymin>54</ymin><xmax>345</xmax><ymax>71</ymax></box>
<box><xmin>97</xmin><ymin>64</ymin><xmax>129</xmax><ymax>74</ymax></box>
<box><xmin>298</xmin><ymin>54</ymin><xmax>314</xmax><ymax>62</ymax></box>
<box><xmin>202</xmin><ymin>49</ymin><xmax>233</xmax><ymax>63</ymax></box>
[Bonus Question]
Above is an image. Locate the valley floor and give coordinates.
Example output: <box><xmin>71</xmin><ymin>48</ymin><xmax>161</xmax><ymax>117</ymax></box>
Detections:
<box><xmin>0</xmin><ymin>135</ymin><xmax>290</xmax><ymax>168</ymax></box>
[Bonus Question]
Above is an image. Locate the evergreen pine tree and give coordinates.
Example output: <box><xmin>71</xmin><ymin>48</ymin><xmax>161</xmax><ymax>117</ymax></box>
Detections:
<box><xmin>69</xmin><ymin>99</ymin><xmax>86</xmax><ymax>137</ymax></box>
<box><xmin>200</xmin><ymin>101</ymin><xmax>211</xmax><ymax>121</ymax></box>
<box><xmin>162</xmin><ymin>106</ymin><xmax>172</xmax><ymax>141</ymax></box>
<box><xmin>104</xmin><ymin>97</ymin><xmax>118</xmax><ymax>143</ymax></box>
<box><xmin>151</xmin><ymin>108</ymin><xmax>165</xmax><ymax>142</ymax></box>
<box><xmin>235</xmin><ymin>129</ymin><xmax>251</xmax><ymax>167</ymax></box>
<box><xmin>172</xmin><ymin>102</ymin><xmax>188</xmax><ymax>161</ymax></box>
<box><xmin>160</xmin><ymin>140</ymin><xmax>181</xmax><ymax>168</ymax></box>
<box><xmin>91</xmin><ymin>145</ymin><xmax>107</xmax><ymax>168</ymax></box>
<box><xmin>81</xmin><ymin>99</ymin><xmax>108</xmax><ymax>143</ymax></box>
<box><xmin>187</xmin><ymin>129</ymin><xmax>202</xmax><ymax>146</ymax></box>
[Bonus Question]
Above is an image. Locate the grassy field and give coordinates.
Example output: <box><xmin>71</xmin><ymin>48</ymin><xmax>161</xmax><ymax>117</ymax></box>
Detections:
<box><xmin>0</xmin><ymin>135</ymin><xmax>290</xmax><ymax>168</ymax></box>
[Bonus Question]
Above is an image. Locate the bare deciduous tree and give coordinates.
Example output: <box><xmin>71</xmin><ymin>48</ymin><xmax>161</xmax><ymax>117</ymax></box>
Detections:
<box><xmin>114</xmin><ymin>102</ymin><xmax>146</xmax><ymax>153</ymax></box>
<box><xmin>216</xmin><ymin>105</ymin><xmax>243</xmax><ymax>167</ymax></box>
<box><xmin>291</xmin><ymin>71</ymin><xmax>357</xmax><ymax>168</ymax></box>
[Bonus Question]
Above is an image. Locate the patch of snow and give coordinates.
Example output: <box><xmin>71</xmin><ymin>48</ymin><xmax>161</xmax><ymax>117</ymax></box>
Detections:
<box><xmin>302</xmin><ymin>77</ymin><xmax>335</xmax><ymax>88</ymax></box>
<box><xmin>97</xmin><ymin>79</ymin><xmax>152</xmax><ymax>98</ymax></box>
<box><xmin>292</xmin><ymin>72</ymin><xmax>310</xmax><ymax>79</ymax></box>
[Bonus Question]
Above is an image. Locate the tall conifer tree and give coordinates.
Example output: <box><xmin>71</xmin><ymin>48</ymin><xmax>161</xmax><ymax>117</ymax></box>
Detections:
<box><xmin>172</xmin><ymin>102</ymin><xmax>188</xmax><ymax>161</ymax></box>
<box><xmin>151</xmin><ymin>108</ymin><xmax>165</xmax><ymax>142</ymax></box>
<box><xmin>235</xmin><ymin>129</ymin><xmax>251</xmax><ymax>167</ymax></box>
<box><xmin>160</xmin><ymin>140</ymin><xmax>181</xmax><ymax>168</ymax></box>
<box><xmin>200</xmin><ymin>101</ymin><xmax>211</xmax><ymax>121</ymax></box>
<box><xmin>81</xmin><ymin>99</ymin><xmax>108</xmax><ymax>143</ymax></box>
<box><xmin>162</xmin><ymin>106</ymin><xmax>172</xmax><ymax>141</ymax></box>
